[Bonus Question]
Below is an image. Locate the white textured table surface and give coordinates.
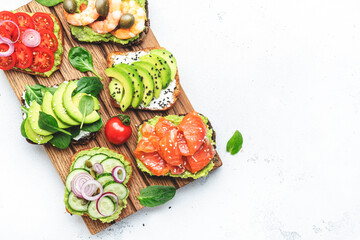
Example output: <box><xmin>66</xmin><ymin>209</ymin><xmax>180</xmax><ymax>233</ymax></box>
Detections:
<box><xmin>1</xmin><ymin>0</ymin><xmax>360</xmax><ymax>239</ymax></box>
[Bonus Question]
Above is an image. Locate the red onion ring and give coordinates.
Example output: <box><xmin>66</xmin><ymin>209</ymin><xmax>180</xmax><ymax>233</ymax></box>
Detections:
<box><xmin>96</xmin><ymin>192</ymin><xmax>119</xmax><ymax>217</ymax></box>
<box><xmin>0</xmin><ymin>20</ymin><xmax>20</xmax><ymax>44</ymax></box>
<box><xmin>81</xmin><ymin>180</ymin><xmax>103</xmax><ymax>201</ymax></box>
<box><xmin>22</xmin><ymin>29</ymin><xmax>41</xmax><ymax>48</ymax></box>
<box><xmin>71</xmin><ymin>172</ymin><xmax>94</xmax><ymax>198</ymax></box>
<box><xmin>112</xmin><ymin>166</ymin><xmax>126</xmax><ymax>183</ymax></box>
<box><xmin>0</xmin><ymin>39</ymin><xmax>14</xmax><ymax>57</ymax></box>
<box><xmin>93</xmin><ymin>163</ymin><xmax>104</xmax><ymax>175</ymax></box>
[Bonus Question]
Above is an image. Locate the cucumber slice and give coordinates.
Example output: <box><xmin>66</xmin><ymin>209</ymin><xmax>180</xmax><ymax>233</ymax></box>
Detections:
<box><xmin>101</xmin><ymin>158</ymin><xmax>124</xmax><ymax>173</ymax></box>
<box><xmin>67</xmin><ymin>191</ymin><xmax>89</xmax><ymax>212</ymax></box>
<box><xmin>87</xmin><ymin>197</ymin><xmax>115</xmax><ymax>219</ymax></box>
<box><xmin>72</xmin><ymin>155</ymin><xmax>91</xmax><ymax>170</ymax></box>
<box><xmin>89</xmin><ymin>154</ymin><xmax>108</xmax><ymax>166</ymax></box>
<box><xmin>96</xmin><ymin>173</ymin><xmax>114</xmax><ymax>186</ymax></box>
<box><xmin>103</xmin><ymin>181</ymin><xmax>128</xmax><ymax>200</ymax></box>
<box><xmin>65</xmin><ymin>168</ymin><xmax>89</xmax><ymax>192</ymax></box>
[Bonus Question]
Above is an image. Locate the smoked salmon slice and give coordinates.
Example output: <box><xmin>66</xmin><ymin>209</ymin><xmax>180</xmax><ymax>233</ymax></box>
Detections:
<box><xmin>158</xmin><ymin>128</ymin><xmax>183</xmax><ymax>166</ymax></box>
<box><xmin>134</xmin><ymin>151</ymin><xmax>170</xmax><ymax>176</ymax></box>
<box><xmin>186</xmin><ymin>139</ymin><xmax>215</xmax><ymax>173</ymax></box>
<box><xmin>155</xmin><ymin>117</ymin><xmax>177</xmax><ymax>138</ymax></box>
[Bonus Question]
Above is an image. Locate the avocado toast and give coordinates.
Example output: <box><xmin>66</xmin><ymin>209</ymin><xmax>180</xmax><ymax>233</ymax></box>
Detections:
<box><xmin>106</xmin><ymin>47</ymin><xmax>180</xmax><ymax>111</ymax></box>
<box><xmin>0</xmin><ymin>11</ymin><xmax>63</xmax><ymax>77</ymax></box>
<box><xmin>21</xmin><ymin>77</ymin><xmax>103</xmax><ymax>149</ymax></box>
<box><xmin>64</xmin><ymin>0</ymin><xmax>150</xmax><ymax>46</ymax></box>
<box><xmin>64</xmin><ymin>147</ymin><xmax>132</xmax><ymax>223</ymax></box>
<box><xmin>134</xmin><ymin>111</ymin><xmax>217</xmax><ymax>179</ymax></box>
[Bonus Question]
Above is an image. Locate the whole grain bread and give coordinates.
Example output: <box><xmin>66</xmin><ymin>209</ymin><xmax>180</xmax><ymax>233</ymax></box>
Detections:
<box><xmin>107</xmin><ymin>47</ymin><xmax>181</xmax><ymax>111</ymax></box>
<box><xmin>13</xmin><ymin>13</ymin><xmax>64</xmax><ymax>77</ymax></box>
<box><xmin>70</xmin><ymin>0</ymin><xmax>150</xmax><ymax>47</ymax></box>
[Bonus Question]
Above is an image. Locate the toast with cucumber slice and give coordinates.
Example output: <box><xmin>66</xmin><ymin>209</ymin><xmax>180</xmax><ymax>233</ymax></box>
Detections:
<box><xmin>64</xmin><ymin>147</ymin><xmax>132</xmax><ymax>223</ymax></box>
<box><xmin>106</xmin><ymin>47</ymin><xmax>180</xmax><ymax>111</ymax></box>
<box><xmin>20</xmin><ymin>77</ymin><xmax>103</xmax><ymax>149</ymax></box>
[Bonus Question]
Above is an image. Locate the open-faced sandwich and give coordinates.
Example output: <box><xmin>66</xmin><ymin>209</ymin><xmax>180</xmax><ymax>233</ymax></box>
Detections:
<box><xmin>63</xmin><ymin>0</ymin><xmax>149</xmax><ymax>45</ymax></box>
<box><xmin>0</xmin><ymin>11</ymin><xmax>63</xmax><ymax>77</ymax></box>
<box><xmin>21</xmin><ymin>77</ymin><xmax>103</xmax><ymax>149</ymax></box>
<box><xmin>106</xmin><ymin>47</ymin><xmax>179</xmax><ymax>111</ymax></box>
<box><xmin>65</xmin><ymin>147</ymin><xmax>132</xmax><ymax>223</ymax></box>
<box><xmin>134</xmin><ymin>111</ymin><xmax>217</xmax><ymax>179</ymax></box>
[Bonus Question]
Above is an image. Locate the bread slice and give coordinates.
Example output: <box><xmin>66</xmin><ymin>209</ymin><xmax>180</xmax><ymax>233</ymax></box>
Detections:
<box><xmin>12</xmin><ymin>13</ymin><xmax>64</xmax><ymax>77</ymax></box>
<box><xmin>71</xmin><ymin>0</ymin><xmax>150</xmax><ymax>47</ymax></box>
<box><xmin>107</xmin><ymin>47</ymin><xmax>180</xmax><ymax>111</ymax></box>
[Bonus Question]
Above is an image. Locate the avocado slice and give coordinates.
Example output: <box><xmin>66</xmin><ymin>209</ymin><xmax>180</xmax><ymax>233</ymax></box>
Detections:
<box><xmin>114</xmin><ymin>64</ymin><xmax>144</xmax><ymax>108</ymax></box>
<box><xmin>109</xmin><ymin>79</ymin><xmax>124</xmax><ymax>104</ymax></box>
<box><xmin>24</xmin><ymin>118</ymin><xmax>53</xmax><ymax>144</ymax></box>
<box><xmin>63</xmin><ymin>81</ymin><xmax>101</xmax><ymax>124</ymax></box>
<box><xmin>42</xmin><ymin>91</ymin><xmax>70</xmax><ymax>129</ymax></box>
<box><xmin>72</xmin><ymin>93</ymin><xmax>100</xmax><ymax>111</ymax></box>
<box><xmin>140</xmin><ymin>54</ymin><xmax>171</xmax><ymax>89</ymax></box>
<box><xmin>106</xmin><ymin>67</ymin><xmax>134</xmax><ymax>112</ymax></box>
<box><xmin>131</xmin><ymin>64</ymin><xmax>154</xmax><ymax>107</ymax></box>
<box><xmin>28</xmin><ymin>101</ymin><xmax>55</xmax><ymax>136</ymax></box>
<box><xmin>52</xmin><ymin>82</ymin><xmax>80</xmax><ymax>126</ymax></box>
<box><xmin>132</xmin><ymin>61</ymin><xmax>161</xmax><ymax>98</ymax></box>
<box><xmin>150</xmin><ymin>49</ymin><xmax>177</xmax><ymax>80</ymax></box>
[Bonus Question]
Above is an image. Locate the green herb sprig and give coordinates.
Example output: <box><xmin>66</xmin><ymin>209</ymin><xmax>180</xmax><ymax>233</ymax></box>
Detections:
<box><xmin>226</xmin><ymin>130</ymin><xmax>243</xmax><ymax>155</ymax></box>
<box><xmin>69</xmin><ymin>47</ymin><xmax>103</xmax><ymax>80</ymax></box>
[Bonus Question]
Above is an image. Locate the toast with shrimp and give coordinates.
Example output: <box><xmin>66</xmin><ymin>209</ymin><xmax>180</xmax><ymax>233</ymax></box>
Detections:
<box><xmin>106</xmin><ymin>47</ymin><xmax>180</xmax><ymax>112</ymax></box>
<box><xmin>64</xmin><ymin>147</ymin><xmax>132</xmax><ymax>223</ymax></box>
<box><xmin>0</xmin><ymin>11</ymin><xmax>63</xmax><ymax>77</ymax></box>
<box><xmin>64</xmin><ymin>0</ymin><xmax>150</xmax><ymax>46</ymax></box>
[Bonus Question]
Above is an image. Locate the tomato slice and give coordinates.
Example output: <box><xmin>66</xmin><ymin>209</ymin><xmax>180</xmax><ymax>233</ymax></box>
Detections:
<box><xmin>15</xmin><ymin>12</ymin><xmax>34</xmax><ymax>29</ymax></box>
<box><xmin>29</xmin><ymin>47</ymin><xmax>54</xmax><ymax>73</ymax></box>
<box><xmin>0</xmin><ymin>11</ymin><xmax>19</xmax><ymax>36</ymax></box>
<box><xmin>32</xmin><ymin>13</ymin><xmax>54</xmax><ymax>32</ymax></box>
<box><xmin>38</xmin><ymin>29</ymin><xmax>58</xmax><ymax>52</ymax></box>
<box><xmin>12</xmin><ymin>27</ymin><xmax>27</xmax><ymax>44</ymax></box>
<box><xmin>0</xmin><ymin>43</ymin><xmax>16</xmax><ymax>70</ymax></box>
<box><xmin>14</xmin><ymin>43</ymin><xmax>33</xmax><ymax>69</ymax></box>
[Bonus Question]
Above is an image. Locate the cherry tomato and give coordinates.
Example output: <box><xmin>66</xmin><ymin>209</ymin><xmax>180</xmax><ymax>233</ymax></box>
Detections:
<box><xmin>0</xmin><ymin>43</ymin><xmax>16</xmax><ymax>70</ymax></box>
<box><xmin>15</xmin><ymin>12</ymin><xmax>34</xmax><ymax>29</ymax></box>
<box><xmin>39</xmin><ymin>29</ymin><xmax>58</xmax><ymax>52</ymax></box>
<box><xmin>29</xmin><ymin>47</ymin><xmax>54</xmax><ymax>73</ymax></box>
<box><xmin>0</xmin><ymin>11</ymin><xmax>18</xmax><ymax>36</ymax></box>
<box><xmin>105</xmin><ymin>114</ymin><xmax>132</xmax><ymax>145</ymax></box>
<box><xmin>14</xmin><ymin>43</ymin><xmax>33</xmax><ymax>69</ymax></box>
<box><xmin>32</xmin><ymin>13</ymin><xmax>54</xmax><ymax>32</ymax></box>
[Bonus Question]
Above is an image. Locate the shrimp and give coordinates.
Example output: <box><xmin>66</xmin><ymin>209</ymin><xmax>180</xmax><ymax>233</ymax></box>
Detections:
<box><xmin>64</xmin><ymin>0</ymin><xmax>100</xmax><ymax>26</ymax></box>
<box><xmin>89</xmin><ymin>0</ymin><xmax>122</xmax><ymax>34</ymax></box>
<box><xmin>111</xmin><ymin>0</ymin><xmax>146</xmax><ymax>39</ymax></box>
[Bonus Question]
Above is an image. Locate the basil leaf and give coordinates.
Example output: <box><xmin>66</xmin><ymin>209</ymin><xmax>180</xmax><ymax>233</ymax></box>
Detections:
<box><xmin>73</xmin><ymin>77</ymin><xmax>103</xmax><ymax>96</ymax></box>
<box><xmin>79</xmin><ymin>95</ymin><xmax>94</xmax><ymax>129</ymax></box>
<box><xmin>21</xmin><ymin>118</ymin><xmax>27</xmax><ymax>138</ymax></box>
<box><xmin>35</xmin><ymin>0</ymin><xmax>63</xmax><ymax>7</ymax></box>
<box><xmin>137</xmin><ymin>185</ymin><xmax>176</xmax><ymax>207</ymax></box>
<box><xmin>50</xmin><ymin>132</ymin><xmax>72</xmax><ymax>149</ymax></box>
<box><xmin>226</xmin><ymin>130</ymin><xmax>243</xmax><ymax>155</ymax></box>
<box><xmin>25</xmin><ymin>84</ymin><xmax>46</xmax><ymax>106</ymax></box>
<box><xmin>81</xmin><ymin>118</ymin><xmax>103</xmax><ymax>132</ymax></box>
<box><xmin>68</xmin><ymin>47</ymin><xmax>102</xmax><ymax>80</ymax></box>
<box><xmin>38</xmin><ymin>112</ymin><xmax>72</xmax><ymax>136</ymax></box>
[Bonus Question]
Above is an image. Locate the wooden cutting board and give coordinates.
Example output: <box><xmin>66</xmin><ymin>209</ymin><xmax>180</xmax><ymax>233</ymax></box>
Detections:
<box><xmin>5</xmin><ymin>0</ymin><xmax>223</xmax><ymax>235</ymax></box>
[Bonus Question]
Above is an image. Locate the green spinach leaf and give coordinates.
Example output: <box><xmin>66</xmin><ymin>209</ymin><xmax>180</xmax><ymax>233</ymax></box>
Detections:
<box><xmin>68</xmin><ymin>126</ymin><xmax>81</xmax><ymax>138</ymax></box>
<box><xmin>38</xmin><ymin>112</ymin><xmax>72</xmax><ymax>136</ymax></box>
<box><xmin>25</xmin><ymin>84</ymin><xmax>46</xmax><ymax>106</ymax></box>
<box><xmin>35</xmin><ymin>0</ymin><xmax>63</xmax><ymax>7</ymax></box>
<box><xmin>73</xmin><ymin>77</ymin><xmax>103</xmax><ymax>96</ymax></box>
<box><xmin>79</xmin><ymin>95</ymin><xmax>94</xmax><ymax>129</ymax></box>
<box><xmin>226</xmin><ymin>130</ymin><xmax>243</xmax><ymax>155</ymax></box>
<box><xmin>137</xmin><ymin>185</ymin><xmax>176</xmax><ymax>207</ymax></box>
<box><xmin>20</xmin><ymin>106</ymin><xmax>29</xmax><ymax>115</ymax></box>
<box><xmin>68</xmin><ymin>47</ymin><xmax>102</xmax><ymax>80</ymax></box>
<box><xmin>21</xmin><ymin>118</ymin><xmax>28</xmax><ymax>138</ymax></box>
<box><xmin>50</xmin><ymin>132</ymin><xmax>72</xmax><ymax>149</ymax></box>
<box><xmin>82</xmin><ymin>118</ymin><xmax>103</xmax><ymax>132</ymax></box>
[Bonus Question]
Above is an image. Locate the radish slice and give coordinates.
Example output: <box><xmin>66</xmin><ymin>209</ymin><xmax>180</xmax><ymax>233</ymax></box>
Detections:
<box><xmin>71</xmin><ymin>172</ymin><xmax>94</xmax><ymax>198</ymax></box>
<box><xmin>0</xmin><ymin>20</ymin><xmax>20</xmax><ymax>44</ymax></box>
<box><xmin>81</xmin><ymin>180</ymin><xmax>103</xmax><ymax>201</ymax></box>
<box><xmin>96</xmin><ymin>192</ymin><xmax>119</xmax><ymax>217</ymax></box>
<box><xmin>112</xmin><ymin>166</ymin><xmax>126</xmax><ymax>183</ymax></box>
<box><xmin>93</xmin><ymin>163</ymin><xmax>104</xmax><ymax>175</ymax></box>
<box><xmin>22</xmin><ymin>29</ymin><xmax>41</xmax><ymax>48</ymax></box>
